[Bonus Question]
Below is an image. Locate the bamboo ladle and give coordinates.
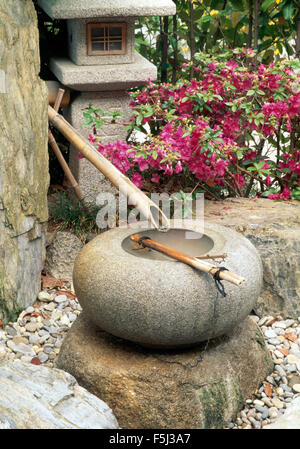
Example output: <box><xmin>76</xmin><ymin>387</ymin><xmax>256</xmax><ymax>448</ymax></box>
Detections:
<box><xmin>130</xmin><ymin>233</ymin><xmax>245</xmax><ymax>287</ymax></box>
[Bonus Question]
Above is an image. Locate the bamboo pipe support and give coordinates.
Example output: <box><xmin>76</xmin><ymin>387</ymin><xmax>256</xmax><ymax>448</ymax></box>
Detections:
<box><xmin>130</xmin><ymin>234</ymin><xmax>245</xmax><ymax>287</ymax></box>
<box><xmin>48</xmin><ymin>89</ymin><xmax>84</xmax><ymax>201</ymax></box>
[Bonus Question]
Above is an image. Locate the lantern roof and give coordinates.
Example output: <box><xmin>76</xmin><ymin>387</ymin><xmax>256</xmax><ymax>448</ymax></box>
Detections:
<box><xmin>36</xmin><ymin>0</ymin><xmax>176</xmax><ymax>19</ymax></box>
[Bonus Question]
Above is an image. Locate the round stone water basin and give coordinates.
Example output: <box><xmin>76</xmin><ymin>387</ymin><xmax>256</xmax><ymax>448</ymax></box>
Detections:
<box><xmin>73</xmin><ymin>220</ymin><xmax>263</xmax><ymax>349</ymax></box>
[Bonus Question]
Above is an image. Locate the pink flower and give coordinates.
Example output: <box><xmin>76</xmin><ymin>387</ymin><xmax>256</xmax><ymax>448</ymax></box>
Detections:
<box><xmin>138</xmin><ymin>158</ymin><xmax>149</xmax><ymax>172</ymax></box>
<box><xmin>151</xmin><ymin>173</ymin><xmax>160</xmax><ymax>183</ymax></box>
<box><xmin>88</xmin><ymin>134</ymin><xmax>97</xmax><ymax>144</ymax></box>
<box><xmin>175</xmin><ymin>161</ymin><xmax>183</xmax><ymax>173</ymax></box>
<box><xmin>131</xmin><ymin>173</ymin><xmax>143</xmax><ymax>188</ymax></box>
<box><xmin>265</xmin><ymin>175</ymin><xmax>272</xmax><ymax>186</ymax></box>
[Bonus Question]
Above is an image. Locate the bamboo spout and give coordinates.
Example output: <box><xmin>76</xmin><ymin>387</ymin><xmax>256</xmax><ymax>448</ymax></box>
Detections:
<box><xmin>48</xmin><ymin>105</ymin><xmax>170</xmax><ymax>231</ymax></box>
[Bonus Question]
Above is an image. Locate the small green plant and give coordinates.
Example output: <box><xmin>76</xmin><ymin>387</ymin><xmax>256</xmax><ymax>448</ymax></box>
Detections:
<box><xmin>49</xmin><ymin>190</ymin><xmax>99</xmax><ymax>240</ymax></box>
<box><xmin>0</xmin><ymin>284</ymin><xmax>22</xmax><ymax>328</ymax></box>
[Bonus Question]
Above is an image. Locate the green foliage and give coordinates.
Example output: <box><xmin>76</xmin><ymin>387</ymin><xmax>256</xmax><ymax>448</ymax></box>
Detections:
<box><xmin>49</xmin><ymin>191</ymin><xmax>100</xmax><ymax>240</ymax></box>
<box><xmin>0</xmin><ymin>284</ymin><xmax>22</xmax><ymax>329</ymax></box>
<box><xmin>135</xmin><ymin>0</ymin><xmax>300</xmax><ymax>83</ymax></box>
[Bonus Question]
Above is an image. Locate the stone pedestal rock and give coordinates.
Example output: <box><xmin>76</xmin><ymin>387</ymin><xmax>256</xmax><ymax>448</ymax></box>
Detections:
<box><xmin>56</xmin><ymin>313</ymin><xmax>273</xmax><ymax>429</ymax></box>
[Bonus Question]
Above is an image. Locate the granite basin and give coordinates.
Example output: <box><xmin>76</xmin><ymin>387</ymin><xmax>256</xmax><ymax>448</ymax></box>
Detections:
<box><xmin>73</xmin><ymin>220</ymin><xmax>263</xmax><ymax>348</ymax></box>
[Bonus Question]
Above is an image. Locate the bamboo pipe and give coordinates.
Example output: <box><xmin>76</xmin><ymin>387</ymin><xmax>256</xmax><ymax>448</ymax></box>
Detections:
<box><xmin>46</xmin><ymin>81</ymin><xmax>70</xmax><ymax>108</ymax></box>
<box><xmin>48</xmin><ymin>105</ymin><xmax>171</xmax><ymax>231</ymax></box>
<box><xmin>48</xmin><ymin>89</ymin><xmax>84</xmax><ymax>201</ymax></box>
<box><xmin>130</xmin><ymin>234</ymin><xmax>245</xmax><ymax>287</ymax></box>
<box><xmin>48</xmin><ymin>130</ymin><xmax>84</xmax><ymax>201</ymax></box>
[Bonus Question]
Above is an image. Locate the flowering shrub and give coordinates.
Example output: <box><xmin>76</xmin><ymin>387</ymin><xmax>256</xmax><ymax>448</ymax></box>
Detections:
<box><xmin>83</xmin><ymin>49</ymin><xmax>300</xmax><ymax>200</ymax></box>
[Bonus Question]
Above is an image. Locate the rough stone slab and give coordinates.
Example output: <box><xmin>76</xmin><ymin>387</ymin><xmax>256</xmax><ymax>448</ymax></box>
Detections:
<box><xmin>0</xmin><ymin>0</ymin><xmax>49</xmax><ymax>315</ymax></box>
<box><xmin>37</xmin><ymin>0</ymin><xmax>176</xmax><ymax>19</ymax></box>
<box><xmin>264</xmin><ymin>397</ymin><xmax>300</xmax><ymax>429</ymax></box>
<box><xmin>45</xmin><ymin>231</ymin><xmax>84</xmax><ymax>282</ymax></box>
<box><xmin>50</xmin><ymin>51</ymin><xmax>157</xmax><ymax>91</ymax></box>
<box><xmin>0</xmin><ymin>360</ymin><xmax>119</xmax><ymax>429</ymax></box>
<box><xmin>56</xmin><ymin>312</ymin><xmax>273</xmax><ymax>429</ymax></box>
<box><xmin>203</xmin><ymin>198</ymin><xmax>300</xmax><ymax>319</ymax></box>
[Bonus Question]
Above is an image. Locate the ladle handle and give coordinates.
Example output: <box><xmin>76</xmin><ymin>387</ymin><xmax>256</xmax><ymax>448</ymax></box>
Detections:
<box><xmin>130</xmin><ymin>234</ymin><xmax>245</xmax><ymax>287</ymax></box>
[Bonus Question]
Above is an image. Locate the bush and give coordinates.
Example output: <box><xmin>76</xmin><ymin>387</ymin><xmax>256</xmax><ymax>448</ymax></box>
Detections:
<box><xmin>83</xmin><ymin>49</ymin><xmax>300</xmax><ymax>201</ymax></box>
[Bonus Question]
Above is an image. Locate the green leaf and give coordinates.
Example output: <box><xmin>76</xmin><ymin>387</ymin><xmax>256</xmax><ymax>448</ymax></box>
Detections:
<box><xmin>283</xmin><ymin>3</ymin><xmax>295</xmax><ymax>21</ymax></box>
<box><xmin>261</xmin><ymin>0</ymin><xmax>275</xmax><ymax>11</ymax></box>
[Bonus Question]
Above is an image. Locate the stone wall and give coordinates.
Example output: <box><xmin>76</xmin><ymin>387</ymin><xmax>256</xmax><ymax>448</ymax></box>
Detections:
<box><xmin>0</xmin><ymin>0</ymin><xmax>49</xmax><ymax>322</ymax></box>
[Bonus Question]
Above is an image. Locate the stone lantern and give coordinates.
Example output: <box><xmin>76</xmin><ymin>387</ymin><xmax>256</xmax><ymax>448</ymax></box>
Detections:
<box><xmin>37</xmin><ymin>0</ymin><xmax>176</xmax><ymax>199</ymax></box>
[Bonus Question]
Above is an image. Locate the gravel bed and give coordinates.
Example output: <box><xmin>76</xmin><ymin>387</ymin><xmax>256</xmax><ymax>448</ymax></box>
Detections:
<box><xmin>1</xmin><ymin>290</ymin><xmax>300</xmax><ymax>429</ymax></box>
<box><xmin>0</xmin><ymin>289</ymin><xmax>82</xmax><ymax>368</ymax></box>
<box><xmin>224</xmin><ymin>314</ymin><xmax>300</xmax><ymax>429</ymax></box>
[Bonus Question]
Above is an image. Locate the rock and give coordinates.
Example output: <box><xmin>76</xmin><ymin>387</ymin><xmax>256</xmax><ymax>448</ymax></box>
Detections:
<box><xmin>204</xmin><ymin>198</ymin><xmax>300</xmax><ymax>319</ymax></box>
<box><xmin>264</xmin><ymin>397</ymin><xmax>300</xmax><ymax>429</ymax></box>
<box><xmin>292</xmin><ymin>384</ymin><xmax>300</xmax><ymax>393</ymax></box>
<box><xmin>264</xmin><ymin>330</ymin><xmax>277</xmax><ymax>339</ymax></box>
<box><xmin>38</xmin><ymin>352</ymin><xmax>49</xmax><ymax>363</ymax></box>
<box><xmin>25</xmin><ymin>322</ymin><xmax>38</xmax><ymax>333</ymax></box>
<box><xmin>73</xmin><ymin>221</ymin><xmax>263</xmax><ymax>348</ymax></box>
<box><xmin>0</xmin><ymin>346</ymin><xmax>6</xmax><ymax>360</ymax></box>
<box><xmin>45</xmin><ymin>231</ymin><xmax>84</xmax><ymax>282</ymax></box>
<box><xmin>60</xmin><ymin>315</ymin><xmax>70</xmax><ymax>327</ymax></box>
<box><xmin>38</xmin><ymin>292</ymin><xmax>54</xmax><ymax>303</ymax></box>
<box><xmin>56</xmin><ymin>312</ymin><xmax>273</xmax><ymax>429</ymax></box>
<box><xmin>286</xmin><ymin>354</ymin><xmax>300</xmax><ymax>365</ymax></box>
<box><xmin>12</xmin><ymin>336</ymin><xmax>28</xmax><ymax>346</ymax></box>
<box><xmin>268</xmin><ymin>407</ymin><xmax>279</xmax><ymax>419</ymax></box>
<box><xmin>54</xmin><ymin>295</ymin><xmax>67</xmax><ymax>303</ymax></box>
<box><xmin>0</xmin><ymin>0</ymin><xmax>49</xmax><ymax>321</ymax></box>
<box><xmin>11</xmin><ymin>343</ymin><xmax>35</xmax><ymax>357</ymax></box>
<box><xmin>271</xmin><ymin>397</ymin><xmax>284</xmax><ymax>409</ymax></box>
<box><xmin>0</xmin><ymin>360</ymin><xmax>119</xmax><ymax>429</ymax></box>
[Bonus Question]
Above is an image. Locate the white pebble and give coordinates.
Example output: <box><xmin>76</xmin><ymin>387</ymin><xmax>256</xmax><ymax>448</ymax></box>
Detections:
<box><xmin>38</xmin><ymin>291</ymin><xmax>54</xmax><ymax>302</ymax></box>
<box><xmin>287</xmin><ymin>354</ymin><xmax>300</xmax><ymax>364</ymax></box>
<box><xmin>264</xmin><ymin>329</ymin><xmax>277</xmax><ymax>339</ymax></box>
<box><xmin>271</xmin><ymin>397</ymin><xmax>284</xmax><ymax>409</ymax></box>
<box><xmin>55</xmin><ymin>295</ymin><xmax>67</xmax><ymax>303</ymax></box>
<box><xmin>60</xmin><ymin>315</ymin><xmax>70</xmax><ymax>326</ymax></box>
<box><xmin>292</xmin><ymin>384</ymin><xmax>300</xmax><ymax>393</ymax></box>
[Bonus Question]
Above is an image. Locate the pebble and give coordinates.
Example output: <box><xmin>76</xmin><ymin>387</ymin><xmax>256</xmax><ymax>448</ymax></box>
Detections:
<box><xmin>287</xmin><ymin>354</ymin><xmax>300</xmax><ymax>364</ymax></box>
<box><xmin>38</xmin><ymin>352</ymin><xmax>49</xmax><ymax>363</ymax></box>
<box><xmin>38</xmin><ymin>291</ymin><xmax>54</xmax><ymax>302</ymax></box>
<box><xmin>55</xmin><ymin>295</ymin><xmax>67</xmax><ymax>303</ymax></box>
<box><xmin>264</xmin><ymin>329</ymin><xmax>277</xmax><ymax>339</ymax></box>
<box><xmin>25</xmin><ymin>322</ymin><xmax>38</xmax><ymax>333</ymax></box>
<box><xmin>292</xmin><ymin>384</ymin><xmax>300</xmax><ymax>393</ymax></box>
<box><xmin>275</xmin><ymin>364</ymin><xmax>286</xmax><ymax>378</ymax></box>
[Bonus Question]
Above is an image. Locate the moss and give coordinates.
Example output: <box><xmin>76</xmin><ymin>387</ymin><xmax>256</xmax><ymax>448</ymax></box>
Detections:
<box><xmin>199</xmin><ymin>379</ymin><xmax>243</xmax><ymax>429</ymax></box>
<box><xmin>0</xmin><ymin>283</ymin><xmax>22</xmax><ymax>328</ymax></box>
<box><xmin>255</xmin><ymin>327</ymin><xmax>274</xmax><ymax>374</ymax></box>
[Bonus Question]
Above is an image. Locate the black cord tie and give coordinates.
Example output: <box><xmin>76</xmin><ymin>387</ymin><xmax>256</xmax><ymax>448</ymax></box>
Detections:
<box><xmin>212</xmin><ymin>267</ymin><xmax>229</xmax><ymax>298</ymax></box>
<box><xmin>138</xmin><ymin>236</ymin><xmax>151</xmax><ymax>248</ymax></box>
